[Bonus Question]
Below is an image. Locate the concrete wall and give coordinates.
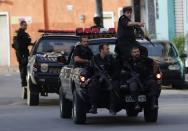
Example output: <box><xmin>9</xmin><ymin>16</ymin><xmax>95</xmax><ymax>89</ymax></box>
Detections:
<box><xmin>184</xmin><ymin>0</ymin><xmax>188</xmax><ymax>35</ymax></box>
<box><xmin>175</xmin><ymin>0</ymin><xmax>184</xmax><ymax>35</ymax></box>
<box><xmin>155</xmin><ymin>0</ymin><xmax>169</xmax><ymax>40</ymax></box>
<box><xmin>183</xmin><ymin>0</ymin><xmax>188</xmax><ymax>52</ymax></box>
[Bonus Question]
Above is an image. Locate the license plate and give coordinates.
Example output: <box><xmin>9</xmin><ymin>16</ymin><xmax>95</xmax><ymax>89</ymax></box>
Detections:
<box><xmin>49</xmin><ymin>68</ymin><xmax>61</xmax><ymax>74</ymax></box>
<box><xmin>125</xmin><ymin>96</ymin><xmax>135</xmax><ymax>102</ymax></box>
<box><xmin>125</xmin><ymin>95</ymin><xmax>146</xmax><ymax>102</ymax></box>
<box><xmin>138</xmin><ymin>95</ymin><xmax>146</xmax><ymax>102</ymax></box>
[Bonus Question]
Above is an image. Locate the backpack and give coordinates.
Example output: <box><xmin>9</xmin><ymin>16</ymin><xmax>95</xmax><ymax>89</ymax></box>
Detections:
<box><xmin>12</xmin><ymin>32</ymin><xmax>19</xmax><ymax>50</ymax></box>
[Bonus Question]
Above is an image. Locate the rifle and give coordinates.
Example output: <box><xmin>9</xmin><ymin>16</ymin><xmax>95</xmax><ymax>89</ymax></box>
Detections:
<box><xmin>121</xmin><ymin>62</ymin><xmax>144</xmax><ymax>91</ymax></box>
<box><xmin>92</xmin><ymin>56</ymin><xmax>122</xmax><ymax>99</ymax></box>
<box><xmin>134</xmin><ymin>26</ymin><xmax>155</xmax><ymax>46</ymax></box>
<box><xmin>91</xmin><ymin>56</ymin><xmax>112</xmax><ymax>88</ymax></box>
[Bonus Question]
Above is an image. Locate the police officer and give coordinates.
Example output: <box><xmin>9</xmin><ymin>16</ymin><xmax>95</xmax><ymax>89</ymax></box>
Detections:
<box><xmin>12</xmin><ymin>20</ymin><xmax>32</xmax><ymax>88</ymax></box>
<box><xmin>88</xmin><ymin>43</ymin><xmax>116</xmax><ymax>114</ymax></box>
<box><xmin>115</xmin><ymin>6</ymin><xmax>148</xmax><ymax>61</ymax></box>
<box><xmin>90</xmin><ymin>16</ymin><xmax>103</xmax><ymax>29</ymax></box>
<box><xmin>129</xmin><ymin>46</ymin><xmax>160</xmax><ymax>109</ymax></box>
<box><xmin>73</xmin><ymin>36</ymin><xmax>93</xmax><ymax>67</ymax></box>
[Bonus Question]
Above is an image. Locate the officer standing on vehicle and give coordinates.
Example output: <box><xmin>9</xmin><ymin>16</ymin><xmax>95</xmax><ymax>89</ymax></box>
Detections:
<box><xmin>88</xmin><ymin>43</ymin><xmax>118</xmax><ymax>114</ymax></box>
<box><xmin>12</xmin><ymin>20</ymin><xmax>32</xmax><ymax>88</ymax></box>
<box><xmin>128</xmin><ymin>46</ymin><xmax>161</xmax><ymax>109</ymax></box>
<box><xmin>90</xmin><ymin>16</ymin><xmax>103</xmax><ymax>29</ymax></box>
<box><xmin>73</xmin><ymin>36</ymin><xmax>93</xmax><ymax>67</ymax></box>
<box><xmin>115</xmin><ymin>6</ymin><xmax>148</xmax><ymax>61</ymax></box>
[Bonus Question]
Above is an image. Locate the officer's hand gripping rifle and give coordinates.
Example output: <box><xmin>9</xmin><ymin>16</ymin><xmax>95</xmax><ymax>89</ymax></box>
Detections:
<box><xmin>91</xmin><ymin>57</ymin><xmax>112</xmax><ymax>88</ymax></box>
<box><xmin>134</xmin><ymin>26</ymin><xmax>155</xmax><ymax>46</ymax></box>
<box><xmin>92</xmin><ymin>57</ymin><xmax>121</xmax><ymax>98</ymax></box>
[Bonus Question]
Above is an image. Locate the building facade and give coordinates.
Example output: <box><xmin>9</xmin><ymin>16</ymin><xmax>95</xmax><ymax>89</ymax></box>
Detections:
<box><xmin>0</xmin><ymin>0</ymin><xmax>131</xmax><ymax>68</ymax></box>
<box><xmin>154</xmin><ymin>0</ymin><xmax>188</xmax><ymax>41</ymax></box>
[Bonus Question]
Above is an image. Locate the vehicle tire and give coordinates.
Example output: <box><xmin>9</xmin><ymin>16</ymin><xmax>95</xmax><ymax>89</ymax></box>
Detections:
<box><xmin>27</xmin><ymin>78</ymin><xmax>39</xmax><ymax>106</ymax></box>
<box><xmin>72</xmin><ymin>90</ymin><xmax>86</xmax><ymax>124</ymax></box>
<box><xmin>144</xmin><ymin>102</ymin><xmax>158</xmax><ymax>122</ymax></box>
<box><xmin>126</xmin><ymin>109</ymin><xmax>139</xmax><ymax>117</ymax></box>
<box><xmin>59</xmin><ymin>87</ymin><xmax>72</xmax><ymax>119</ymax></box>
<box><xmin>21</xmin><ymin>87</ymin><xmax>27</xmax><ymax>99</ymax></box>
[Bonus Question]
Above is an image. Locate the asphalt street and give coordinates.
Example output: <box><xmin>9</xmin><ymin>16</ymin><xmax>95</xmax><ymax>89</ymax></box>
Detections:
<box><xmin>0</xmin><ymin>73</ymin><xmax>188</xmax><ymax>131</ymax></box>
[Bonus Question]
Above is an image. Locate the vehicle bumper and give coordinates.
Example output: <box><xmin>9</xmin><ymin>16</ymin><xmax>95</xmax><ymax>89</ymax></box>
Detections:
<box><xmin>33</xmin><ymin>73</ymin><xmax>60</xmax><ymax>92</ymax></box>
<box><xmin>161</xmin><ymin>70</ymin><xmax>184</xmax><ymax>85</ymax></box>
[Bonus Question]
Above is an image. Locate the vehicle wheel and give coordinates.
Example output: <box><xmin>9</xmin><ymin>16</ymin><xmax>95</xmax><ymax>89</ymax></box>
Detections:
<box><xmin>21</xmin><ymin>87</ymin><xmax>27</xmax><ymax>99</ymax></box>
<box><xmin>144</xmin><ymin>102</ymin><xmax>158</xmax><ymax>122</ymax></box>
<box><xmin>27</xmin><ymin>78</ymin><xmax>39</xmax><ymax>106</ymax></box>
<box><xmin>59</xmin><ymin>87</ymin><xmax>72</xmax><ymax>119</ymax></box>
<box><xmin>72</xmin><ymin>90</ymin><xmax>86</xmax><ymax>124</ymax></box>
<box><xmin>126</xmin><ymin>109</ymin><xmax>139</xmax><ymax>117</ymax></box>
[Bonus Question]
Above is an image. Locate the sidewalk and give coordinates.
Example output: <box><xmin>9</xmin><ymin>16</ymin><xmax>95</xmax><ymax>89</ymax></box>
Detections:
<box><xmin>0</xmin><ymin>66</ymin><xmax>19</xmax><ymax>75</ymax></box>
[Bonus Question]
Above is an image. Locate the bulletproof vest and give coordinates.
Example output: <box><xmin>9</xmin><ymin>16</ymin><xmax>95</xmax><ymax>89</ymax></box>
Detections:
<box><xmin>79</xmin><ymin>46</ymin><xmax>92</xmax><ymax>60</ymax></box>
<box><xmin>131</xmin><ymin>58</ymin><xmax>153</xmax><ymax>78</ymax></box>
<box><xmin>94</xmin><ymin>54</ymin><xmax>113</xmax><ymax>76</ymax></box>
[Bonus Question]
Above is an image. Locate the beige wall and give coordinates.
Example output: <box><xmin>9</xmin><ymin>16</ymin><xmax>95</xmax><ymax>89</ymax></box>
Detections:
<box><xmin>0</xmin><ymin>0</ymin><xmax>129</xmax><ymax>66</ymax></box>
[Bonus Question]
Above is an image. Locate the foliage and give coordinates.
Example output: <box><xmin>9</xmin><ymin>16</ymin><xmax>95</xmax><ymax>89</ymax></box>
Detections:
<box><xmin>172</xmin><ymin>34</ymin><xmax>186</xmax><ymax>55</ymax></box>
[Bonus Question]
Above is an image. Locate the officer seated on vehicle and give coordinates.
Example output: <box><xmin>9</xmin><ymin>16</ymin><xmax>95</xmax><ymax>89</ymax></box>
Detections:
<box><xmin>73</xmin><ymin>36</ymin><xmax>93</xmax><ymax>67</ymax></box>
<box><xmin>128</xmin><ymin>46</ymin><xmax>161</xmax><ymax>109</ymax></box>
<box><xmin>88</xmin><ymin>43</ymin><xmax>116</xmax><ymax>114</ymax></box>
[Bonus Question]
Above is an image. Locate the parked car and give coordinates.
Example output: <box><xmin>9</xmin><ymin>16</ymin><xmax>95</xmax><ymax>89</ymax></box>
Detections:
<box><xmin>90</xmin><ymin>39</ymin><xmax>187</xmax><ymax>88</ymax></box>
<box><xmin>26</xmin><ymin>33</ymin><xmax>80</xmax><ymax>106</ymax></box>
<box><xmin>138</xmin><ymin>40</ymin><xmax>187</xmax><ymax>88</ymax></box>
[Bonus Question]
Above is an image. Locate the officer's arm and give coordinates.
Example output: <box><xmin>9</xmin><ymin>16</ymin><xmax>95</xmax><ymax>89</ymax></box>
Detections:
<box><xmin>74</xmin><ymin>56</ymin><xmax>89</xmax><ymax>64</ymax></box>
<box><xmin>127</xmin><ymin>21</ymin><xmax>144</xmax><ymax>27</ymax></box>
<box><xmin>73</xmin><ymin>46</ymin><xmax>89</xmax><ymax>64</ymax></box>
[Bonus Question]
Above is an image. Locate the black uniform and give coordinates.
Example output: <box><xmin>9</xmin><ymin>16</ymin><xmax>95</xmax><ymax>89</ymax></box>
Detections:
<box><xmin>73</xmin><ymin>45</ymin><xmax>93</xmax><ymax>67</ymax></box>
<box><xmin>115</xmin><ymin>15</ymin><xmax>148</xmax><ymax>61</ymax></box>
<box><xmin>117</xmin><ymin>15</ymin><xmax>135</xmax><ymax>42</ymax></box>
<box><xmin>129</xmin><ymin>57</ymin><xmax>161</xmax><ymax>106</ymax></box>
<box><xmin>12</xmin><ymin>28</ymin><xmax>31</xmax><ymax>87</ymax></box>
<box><xmin>88</xmin><ymin>54</ymin><xmax>119</xmax><ymax>110</ymax></box>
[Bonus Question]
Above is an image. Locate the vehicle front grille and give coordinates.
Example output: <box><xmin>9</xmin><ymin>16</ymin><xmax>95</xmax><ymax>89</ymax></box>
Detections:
<box><xmin>48</xmin><ymin>68</ymin><xmax>61</xmax><ymax>74</ymax></box>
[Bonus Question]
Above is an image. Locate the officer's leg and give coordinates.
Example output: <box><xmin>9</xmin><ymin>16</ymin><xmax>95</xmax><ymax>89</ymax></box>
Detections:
<box><xmin>20</xmin><ymin>55</ymin><xmax>28</xmax><ymax>87</ymax></box>
<box><xmin>109</xmin><ymin>80</ymin><xmax>121</xmax><ymax>114</ymax></box>
<box><xmin>88</xmin><ymin>78</ymin><xmax>100</xmax><ymax>113</ymax></box>
<box><xmin>144</xmin><ymin>79</ymin><xmax>160</xmax><ymax>109</ymax></box>
<box><xmin>115</xmin><ymin>43</ymin><xmax>131</xmax><ymax>62</ymax></box>
<box><xmin>16</xmin><ymin>52</ymin><xmax>24</xmax><ymax>87</ymax></box>
<box><xmin>129</xmin><ymin>80</ymin><xmax>141</xmax><ymax>110</ymax></box>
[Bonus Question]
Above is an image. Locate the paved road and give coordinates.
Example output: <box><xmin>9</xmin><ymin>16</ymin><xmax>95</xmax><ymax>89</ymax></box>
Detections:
<box><xmin>0</xmin><ymin>73</ymin><xmax>188</xmax><ymax>131</ymax></box>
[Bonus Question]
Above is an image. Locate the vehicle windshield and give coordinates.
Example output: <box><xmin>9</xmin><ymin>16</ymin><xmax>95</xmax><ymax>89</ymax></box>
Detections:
<box><xmin>89</xmin><ymin>42</ymin><xmax>116</xmax><ymax>55</ymax></box>
<box><xmin>36</xmin><ymin>38</ymin><xmax>79</xmax><ymax>56</ymax></box>
<box><xmin>89</xmin><ymin>41</ymin><xmax>178</xmax><ymax>58</ymax></box>
<box><xmin>141</xmin><ymin>42</ymin><xmax>178</xmax><ymax>57</ymax></box>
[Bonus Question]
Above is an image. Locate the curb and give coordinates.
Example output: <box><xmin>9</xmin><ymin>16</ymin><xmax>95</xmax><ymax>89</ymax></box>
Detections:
<box><xmin>0</xmin><ymin>66</ymin><xmax>19</xmax><ymax>75</ymax></box>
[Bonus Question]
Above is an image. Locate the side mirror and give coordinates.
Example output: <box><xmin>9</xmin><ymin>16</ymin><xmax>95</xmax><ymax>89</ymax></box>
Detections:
<box><xmin>180</xmin><ymin>53</ymin><xmax>187</xmax><ymax>58</ymax></box>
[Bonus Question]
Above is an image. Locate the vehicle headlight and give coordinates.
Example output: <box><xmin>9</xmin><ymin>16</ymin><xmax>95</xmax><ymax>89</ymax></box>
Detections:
<box><xmin>80</xmin><ymin>76</ymin><xmax>86</xmax><ymax>83</ymax></box>
<box><xmin>168</xmin><ymin>64</ymin><xmax>180</xmax><ymax>70</ymax></box>
<box><xmin>40</xmin><ymin>63</ymin><xmax>48</xmax><ymax>72</ymax></box>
